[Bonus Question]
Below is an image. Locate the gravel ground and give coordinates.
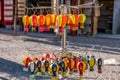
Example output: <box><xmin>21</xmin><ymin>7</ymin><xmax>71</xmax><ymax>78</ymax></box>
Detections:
<box><xmin>0</xmin><ymin>32</ymin><xmax>120</xmax><ymax>80</ymax></box>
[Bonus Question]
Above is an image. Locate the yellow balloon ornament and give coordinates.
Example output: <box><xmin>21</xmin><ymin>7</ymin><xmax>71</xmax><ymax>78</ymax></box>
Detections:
<box><xmin>78</xmin><ymin>14</ymin><xmax>86</xmax><ymax>29</ymax></box>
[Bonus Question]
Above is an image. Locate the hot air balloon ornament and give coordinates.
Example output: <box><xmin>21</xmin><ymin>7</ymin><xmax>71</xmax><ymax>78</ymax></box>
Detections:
<box><xmin>89</xmin><ymin>55</ymin><xmax>96</xmax><ymax>71</ymax></box>
<box><xmin>29</xmin><ymin>15</ymin><xmax>37</xmax><ymax>32</ymax></box>
<box><xmin>56</xmin><ymin>15</ymin><xmax>67</xmax><ymax>34</ymax></box>
<box><xmin>22</xmin><ymin>15</ymin><xmax>29</xmax><ymax>32</ymax></box>
<box><xmin>67</xmin><ymin>58</ymin><xmax>75</xmax><ymax>74</ymax></box>
<box><xmin>73</xmin><ymin>56</ymin><xmax>80</xmax><ymax>71</ymax></box>
<box><xmin>43</xmin><ymin>60</ymin><xmax>50</xmax><ymax>76</ymax></box>
<box><xmin>72</xmin><ymin>14</ymin><xmax>79</xmax><ymax>31</ymax></box>
<box><xmin>45</xmin><ymin>14</ymin><xmax>51</xmax><ymax>31</ymax></box>
<box><xmin>79</xmin><ymin>14</ymin><xmax>86</xmax><ymax>29</ymax></box>
<box><xmin>82</xmin><ymin>57</ymin><xmax>89</xmax><ymax>71</ymax></box>
<box><xmin>23</xmin><ymin>57</ymin><xmax>32</xmax><ymax>72</ymax></box>
<box><xmin>36</xmin><ymin>60</ymin><xmax>42</xmax><ymax>76</ymax></box>
<box><xmin>49</xmin><ymin>63</ymin><xmax>58</xmax><ymax>80</ymax></box>
<box><xmin>77</xmin><ymin>60</ymin><xmax>84</xmax><ymax>78</ymax></box>
<box><xmin>58</xmin><ymin>59</ymin><xmax>68</xmax><ymax>78</ymax></box>
<box><xmin>97</xmin><ymin>58</ymin><xmax>103</xmax><ymax>73</ymax></box>
<box><xmin>51</xmin><ymin>14</ymin><xmax>57</xmax><ymax>29</ymax></box>
<box><xmin>28</xmin><ymin>61</ymin><xmax>36</xmax><ymax>79</ymax></box>
<box><xmin>37</xmin><ymin>15</ymin><xmax>45</xmax><ymax>32</ymax></box>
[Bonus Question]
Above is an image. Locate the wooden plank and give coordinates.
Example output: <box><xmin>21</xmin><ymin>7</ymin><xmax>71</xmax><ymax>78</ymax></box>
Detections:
<box><xmin>93</xmin><ymin>17</ymin><xmax>98</xmax><ymax>35</ymax></box>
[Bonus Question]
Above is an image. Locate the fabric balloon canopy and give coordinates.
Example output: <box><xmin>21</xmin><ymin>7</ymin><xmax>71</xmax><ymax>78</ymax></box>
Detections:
<box><xmin>22</xmin><ymin>15</ymin><xmax>29</xmax><ymax>27</ymax></box>
<box><xmin>29</xmin><ymin>15</ymin><xmax>37</xmax><ymax>27</ymax></box>
<box><xmin>79</xmin><ymin>14</ymin><xmax>86</xmax><ymax>24</ymax></box>
<box><xmin>37</xmin><ymin>15</ymin><xmax>45</xmax><ymax>27</ymax></box>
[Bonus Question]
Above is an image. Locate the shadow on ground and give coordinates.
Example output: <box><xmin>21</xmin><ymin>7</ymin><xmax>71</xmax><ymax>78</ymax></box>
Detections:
<box><xmin>0</xmin><ymin>58</ymin><xmax>51</xmax><ymax>80</ymax></box>
<box><xmin>0</xmin><ymin>58</ymin><xmax>29</xmax><ymax>79</ymax></box>
<box><xmin>24</xmin><ymin>38</ymin><xmax>61</xmax><ymax>47</ymax></box>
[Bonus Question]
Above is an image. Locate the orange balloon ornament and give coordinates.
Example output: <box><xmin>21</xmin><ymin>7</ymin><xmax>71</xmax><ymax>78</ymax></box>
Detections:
<box><xmin>37</xmin><ymin>15</ymin><xmax>45</xmax><ymax>32</ymax></box>
<box><xmin>22</xmin><ymin>15</ymin><xmax>29</xmax><ymax>32</ymax></box>
<box><xmin>72</xmin><ymin>14</ymin><xmax>79</xmax><ymax>31</ymax></box>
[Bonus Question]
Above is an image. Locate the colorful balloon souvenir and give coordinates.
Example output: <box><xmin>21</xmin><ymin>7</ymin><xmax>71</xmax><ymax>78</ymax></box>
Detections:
<box><xmin>77</xmin><ymin>61</ymin><xmax>84</xmax><ymax>78</ymax></box>
<box><xmin>43</xmin><ymin>60</ymin><xmax>50</xmax><ymax>75</ymax></box>
<box><xmin>56</xmin><ymin>15</ymin><xmax>62</xmax><ymax>27</ymax></box>
<box><xmin>49</xmin><ymin>63</ymin><xmax>58</xmax><ymax>80</ymax></box>
<box><xmin>28</xmin><ymin>61</ymin><xmax>36</xmax><ymax>79</ymax></box>
<box><xmin>29</xmin><ymin>15</ymin><xmax>37</xmax><ymax>32</ymax></box>
<box><xmin>37</xmin><ymin>15</ymin><xmax>45</xmax><ymax>32</ymax></box>
<box><xmin>45</xmin><ymin>14</ymin><xmax>52</xmax><ymax>28</ymax></box>
<box><xmin>51</xmin><ymin>14</ymin><xmax>57</xmax><ymax>24</ymax></box>
<box><xmin>97</xmin><ymin>58</ymin><xmax>103</xmax><ymax>73</ymax></box>
<box><xmin>78</xmin><ymin>14</ymin><xmax>86</xmax><ymax>29</ymax></box>
<box><xmin>36</xmin><ymin>60</ymin><xmax>42</xmax><ymax>76</ymax></box>
<box><xmin>58</xmin><ymin>60</ymin><xmax>67</xmax><ymax>77</ymax></box>
<box><xmin>23</xmin><ymin>57</ymin><xmax>32</xmax><ymax>71</ymax></box>
<box><xmin>22</xmin><ymin>15</ymin><xmax>29</xmax><ymax>32</ymax></box>
<box><xmin>74</xmin><ymin>56</ymin><xmax>80</xmax><ymax>71</ymax></box>
<box><xmin>67</xmin><ymin>58</ymin><xmax>75</xmax><ymax>74</ymax></box>
<box><xmin>89</xmin><ymin>55</ymin><xmax>96</xmax><ymax>71</ymax></box>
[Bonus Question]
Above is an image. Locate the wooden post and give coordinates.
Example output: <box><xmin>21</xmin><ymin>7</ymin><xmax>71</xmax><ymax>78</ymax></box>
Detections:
<box><xmin>13</xmin><ymin>0</ymin><xmax>17</xmax><ymax>35</ymax></box>
<box><xmin>93</xmin><ymin>0</ymin><xmax>100</xmax><ymax>36</ymax></box>
<box><xmin>61</xmin><ymin>5</ymin><xmax>67</xmax><ymax>51</ymax></box>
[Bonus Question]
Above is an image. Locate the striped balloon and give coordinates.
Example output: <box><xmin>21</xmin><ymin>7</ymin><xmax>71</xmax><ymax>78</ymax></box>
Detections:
<box><xmin>29</xmin><ymin>15</ymin><xmax>37</xmax><ymax>27</ymax></box>
<box><xmin>51</xmin><ymin>14</ymin><xmax>57</xmax><ymax>24</ymax></box>
<box><xmin>74</xmin><ymin>14</ymin><xmax>79</xmax><ymax>25</ymax></box>
<box><xmin>37</xmin><ymin>15</ymin><xmax>45</xmax><ymax>27</ymax></box>
<box><xmin>22</xmin><ymin>15</ymin><xmax>29</xmax><ymax>27</ymax></box>
<box><xmin>78</xmin><ymin>14</ymin><xmax>86</xmax><ymax>29</ymax></box>
<box><xmin>45</xmin><ymin>14</ymin><xmax>52</xmax><ymax>27</ymax></box>
<box><xmin>61</xmin><ymin>15</ymin><xmax>67</xmax><ymax>28</ymax></box>
<box><xmin>56</xmin><ymin>15</ymin><xmax>62</xmax><ymax>27</ymax></box>
<box><xmin>79</xmin><ymin>14</ymin><xmax>86</xmax><ymax>24</ymax></box>
<box><xmin>69</xmin><ymin>14</ymin><xmax>75</xmax><ymax>25</ymax></box>
<box><xmin>22</xmin><ymin>15</ymin><xmax>29</xmax><ymax>32</ymax></box>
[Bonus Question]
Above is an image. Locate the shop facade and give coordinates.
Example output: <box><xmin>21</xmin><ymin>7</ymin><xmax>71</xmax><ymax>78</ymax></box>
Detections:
<box><xmin>0</xmin><ymin>0</ymin><xmax>120</xmax><ymax>34</ymax></box>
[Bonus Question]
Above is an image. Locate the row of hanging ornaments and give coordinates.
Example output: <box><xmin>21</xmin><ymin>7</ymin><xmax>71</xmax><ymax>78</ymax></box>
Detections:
<box><xmin>23</xmin><ymin>53</ymin><xmax>103</xmax><ymax>80</ymax></box>
<box><xmin>22</xmin><ymin>13</ymin><xmax>86</xmax><ymax>33</ymax></box>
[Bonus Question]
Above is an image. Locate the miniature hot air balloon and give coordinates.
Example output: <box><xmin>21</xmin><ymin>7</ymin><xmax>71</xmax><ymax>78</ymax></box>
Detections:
<box><xmin>97</xmin><ymin>58</ymin><xmax>103</xmax><ymax>73</ymax></box>
<box><xmin>45</xmin><ymin>14</ymin><xmax>51</xmax><ymax>29</ymax></box>
<box><xmin>58</xmin><ymin>60</ymin><xmax>67</xmax><ymax>77</ymax></box>
<box><xmin>89</xmin><ymin>55</ymin><xmax>96</xmax><ymax>71</ymax></box>
<box><xmin>28</xmin><ymin>61</ymin><xmax>36</xmax><ymax>79</ymax></box>
<box><xmin>61</xmin><ymin>15</ymin><xmax>67</xmax><ymax>28</ymax></box>
<box><xmin>23</xmin><ymin>57</ymin><xmax>32</xmax><ymax>71</ymax></box>
<box><xmin>67</xmin><ymin>58</ymin><xmax>75</xmax><ymax>74</ymax></box>
<box><xmin>77</xmin><ymin>61</ymin><xmax>84</xmax><ymax>78</ymax></box>
<box><xmin>36</xmin><ymin>60</ymin><xmax>42</xmax><ymax>76</ymax></box>
<box><xmin>49</xmin><ymin>63</ymin><xmax>58</xmax><ymax>80</ymax></box>
<box><xmin>37</xmin><ymin>15</ymin><xmax>45</xmax><ymax>32</ymax></box>
<box><xmin>78</xmin><ymin>14</ymin><xmax>86</xmax><ymax>29</ymax></box>
<box><xmin>73</xmin><ymin>56</ymin><xmax>80</xmax><ymax>71</ymax></box>
<box><xmin>82</xmin><ymin>57</ymin><xmax>89</xmax><ymax>70</ymax></box>
<box><xmin>51</xmin><ymin>14</ymin><xmax>57</xmax><ymax>29</ymax></box>
<box><xmin>43</xmin><ymin>60</ymin><xmax>50</xmax><ymax>75</ymax></box>
<box><xmin>72</xmin><ymin>14</ymin><xmax>79</xmax><ymax>31</ymax></box>
<box><xmin>22</xmin><ymin>15</ymin><xmax>29</xmax><ymax>32</ymax></box>
<box><xmin>29</xmin><ymin>15</ymin><xmax>37</xmax><ymax>32</ymax></box>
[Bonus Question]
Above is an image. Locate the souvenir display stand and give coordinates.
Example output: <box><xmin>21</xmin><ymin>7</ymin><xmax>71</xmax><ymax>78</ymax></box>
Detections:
<box><xmin>22</xmin><ymin>0</ymin><xmax>104</xmax><ymax>80</ymax></box>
